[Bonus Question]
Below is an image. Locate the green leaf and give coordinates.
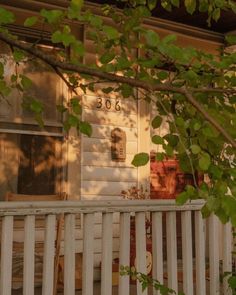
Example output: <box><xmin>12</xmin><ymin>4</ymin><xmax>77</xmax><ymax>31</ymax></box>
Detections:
<box><xmin>132</xmin><ymin>153</ymin><xmax>149</xmax><ymax>167</ymax></box>
<box><xmin>201</xmin><ymin>204</ymin><xmax>211</xmax><ymax>218</ymax></box>
<box><xmin>212</xmin><ymin>8</ymin><xmax>221</xmax><ymax>22</ymax></box>
<box><xmin>228</xmin><ymin>276</ymin><xmax>236</xmax><ymax>289</ymax></box>
<box><xmin>13</xmin><ymin>50</ymin><xmax>25</xmax><ymax>63</ymax></box>
<box><xmin>30</xmin><ymin>99</ymin><xmax>43</xmax><ymax>114</ymax></box>
<box><xmin>145</xmin><ymin>30</ymin><xmax>160</xmax><ymax>47</ymax></box>
<box><xmin>190</xmin><ymin>144</ymin><xmax>201</xmax><ymax>154</ymax></box>
<box><xmin>79</xmin><ymin>121</ymin><xmax>92</xmax><ymax>137</ymax></box>
<box><xmin>0</xmin><ymin>62</ymin><xmax>4</xmax><ymax>77</ymax></box>
<box><xmin>225</xmin><ymin>35</ymin><xmax>236</xmax><ymax>46</ymax></box>
<box><xmin>103</xmin><ymin>25</ymin><xmax>119</xmax><ymax>40</ymax></box>
<box><xmin>185</xmin><ymin>0</ymin><xmax>196</xmax><ymax>14</ymax></box>
<box><xmin>68</xmin><ymin>114</ymin><xmax>79</xmax><ymax>127</ymax></box>
<box><xmin>156</xmin><ymin>153</ymin><xmax>165</xmax><ymax>161</ymax></box>
<box><xmin>157</xmin><ymin>71</ymin><xmax>168</xmax><ymax>80</ymax></box>
<box><xmin>100</xmin><ymin>52</ymin><xmax>116</xmax><ymax>64</ymax></box>
<box><xmin>24</xmin><ymin>16</ymin><xmax>38</xmax><ymax>27</ymax></box>
<box><xmin>70</xmin><ymin>98</ymin><xmax>82</xmax><ymax>115</ymax></box>
<box><xmin>20</xmin><ymin>75</ymin><xmax>32</xmax><ymax>89</ymax></box>
<box><xmin>40</xmin><ymin>9</ymin><xmax>63</xmax><ymax>24</ymax></box>
<box><xmin>176</xmin><ymin>191</ymin><xmax>189</xmax><ymax>205</ymax></box>
<box><xmin>152</xmin><ymin>135</ymin><xmax>164</xmax><ymax>145</ymax></box>
<box><xmin>162</xmin><ymin>34</ymin><xmax>177</xmax><ymax>44</ymax></box>
<box><xmin>163</xmin><ymin>134</ymin><xmax>179</xmax><ymax>147</ymax></box>
<box><xmin>0</xmin><ymin>8</ymin><xmax>15</xmax><ymax>25</ymax></box>
<box><xmin>120</xmin><ymin>84</ymin><xmax>133</xmax><ymax>98</ymax></box>
<box><xmin>199</xmin><ymin>152</ymin><xmax>211</xmax><ymax>171</ymax></box>
<box><xmin>171</xmin><ymin>0</ymin><xmax>180</xmax><ymax>7</ymax></box>
<box><xmin>71</xmin><ymin>41</ymin><xmax>85</xmax><ymax>56</ymax></box>
<box><xmin>147</xmin><ymin>0</ymin><xmax>157</xmax><ymax>10</ymax></box>
<box><xmin>0</xmin><ymin>80</ymin><xmax>11</xmax><ymax>96</ymax></box>
<box><xmin>152</xmin><ymin>116</ymin><xmax>162</xmax><ymax>129</ymax></box>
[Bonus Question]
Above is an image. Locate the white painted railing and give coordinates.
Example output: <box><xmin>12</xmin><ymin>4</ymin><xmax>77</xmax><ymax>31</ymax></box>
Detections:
<box><xmin>0</xmin><ymin>200</ymin><xmax>233</xmax><ymax>295</ymax></box>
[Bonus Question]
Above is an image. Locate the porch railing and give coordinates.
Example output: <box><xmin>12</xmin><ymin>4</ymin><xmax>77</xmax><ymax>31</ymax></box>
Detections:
<box><xmin>0</xmin><ymin>200</ymin><xmax>233</xmax><ymax>295</ymax></box>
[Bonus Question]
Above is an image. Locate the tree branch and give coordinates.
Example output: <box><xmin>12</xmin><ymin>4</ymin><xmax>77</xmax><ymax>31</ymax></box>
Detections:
<box><xmin>0</xmin><ymin>31</ymin><xmax>235</xmax><ymax>148</ymax></box>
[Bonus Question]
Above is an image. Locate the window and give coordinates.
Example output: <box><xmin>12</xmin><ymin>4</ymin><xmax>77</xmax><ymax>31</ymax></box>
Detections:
<box><xmin>0</xmin><ymin>39</ymin><xmax>66</xmax><ymax>199</ymax></box>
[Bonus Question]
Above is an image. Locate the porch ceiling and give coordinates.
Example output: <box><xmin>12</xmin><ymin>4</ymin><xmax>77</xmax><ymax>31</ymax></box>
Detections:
<box><xmin>92</xmin><ymin>0</ymin><xmax>236</xmax><ymax>34</ymax></box>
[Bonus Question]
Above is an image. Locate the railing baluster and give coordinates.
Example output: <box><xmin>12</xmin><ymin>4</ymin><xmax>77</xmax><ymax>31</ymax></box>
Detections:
<box><xmin>119</xmin><ymin>212</ymin><xmax>130</xmax><ymax>295</ymax></box>
<box><xmin>101</xmin><ymin>213</ymin><xmax>113</xmax><ymax>295</ymax></box>
<box><xmin>223</xmin><ymin>222</ymin><xmax>232</xmax><ymax>295</ymax></box>
<box><xmin>0</xmin><ymin>216</ymin><xmax>13</xmax><ymax>295</ymax></box>
<box><xmin>166</xmin><ymin>211</ymin><xmax>178</xmax><ymax>293</ymax></box>
<box><xmin>152</xmin><ymin>212</ymin><xmax>163</xmax><ymax>295</ymax></box>
<box><xmin>181</xmin><ymin>211</ymin><xmax>193</xmax><ymax>295</ymax></box>
<box><xmin>209</xmin><ymin>214</ymin><xmax>220</xmax><ymax>295</ymax></box>
<box><xmin>82</xmin><ymin>213</ymin><xmax>95</xmax><ymax>295</ymax></box>
<box><xmin>23</xmin><ymin>215</ymin><xmax>35</xmax><ymax>295</ymax></box>
<box><xmin>195</xmin><ymin>211</ymin><xmax>206</xmax><ymax>295</ymax></box>
<box><xmin>42</xmin><ymin>214</ymin><xmax>56</xmax><ymax>295</ymax></box>
<box><xmin>135</xmin><ymin>212</ymin><xmax>147</xmax><ymax>295</ymax></box>
<box><xmin>64</xmin><ymin>213</ymin><xmax>76</xmax><ymax>295</ymax></box>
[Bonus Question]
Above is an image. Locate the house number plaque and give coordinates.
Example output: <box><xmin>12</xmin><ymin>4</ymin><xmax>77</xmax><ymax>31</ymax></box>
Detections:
<box><xmin>111</xmin><ymin>128</ymin><xmax>126</xmax><ymax>162</ymax></box>
<box><xmin>97</xmin><ymin>97</ymin><xmax>121</xmax><ymax>111</ymax></box>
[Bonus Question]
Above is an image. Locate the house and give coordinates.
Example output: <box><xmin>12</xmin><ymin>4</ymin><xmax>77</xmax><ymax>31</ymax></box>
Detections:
<box><xmin>0</xmin><ymin>1</ymin><xmax>234</xmax><ymax>295</ymax></box>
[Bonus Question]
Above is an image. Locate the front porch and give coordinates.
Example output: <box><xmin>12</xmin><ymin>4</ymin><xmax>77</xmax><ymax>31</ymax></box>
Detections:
<box><xmin>0</xmin><ymin>200</ymin><xmax>232</xmax><ymax>295</ymax></box>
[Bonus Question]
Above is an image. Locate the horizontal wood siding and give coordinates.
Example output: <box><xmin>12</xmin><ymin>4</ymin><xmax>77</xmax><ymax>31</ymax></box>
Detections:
<box><xmin>82</xmin><ymin>31</ymin><xmax>139</xmax><ymax>279</ymax></box>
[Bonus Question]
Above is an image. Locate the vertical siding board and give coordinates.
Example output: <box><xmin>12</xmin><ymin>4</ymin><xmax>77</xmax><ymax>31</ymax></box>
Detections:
<box><xmin>82</xmin><ymin>213</ymin><xmax>95</xmax><ymax>295</ymax></box>
<box><xmin>166</xmin><ymin>212</ymin><xmax>178</xmax><ymax>293</ymax></box>
<box><xmin>64</xmin><ymin>214</ymin><xmax>76</xmax><ymax>295</ymax></box>
<box><xmin>223</xmin><ymin>222</ymin><xmax>232</xmax><ymax>295</ymax></box>
<box><xmin>119</xmin><ymin>212</ymin><xmax>130</xmax><ymax>295</ymax></box>
<box><xmin>101</xmin><ymin>213</ymin><xmax>113</xmax><ymax>295</ymax></box>
<box><xmin>195</xmin><ymin>211</ymin><xmax>206</xmax><ymax>295</ymax></box>
<box><xmin>209</xmin><ymin>214</ymin><xmax>220</xmax><ymax>295</ymax></box>
<box><xmin>0</xmin><ymin>216</ymin><xmax>14</xmax><ymax>295</ymax></box>
<box><xmin>42</xmin><ymin>214</ymin><xmax>56</xmax><ymax>295</ymax></box>
<box><xmin>152</xmin><ymin>212</ymin><xmax>163</xmax><ymax>295</ymax></box>
<box><xmin>23</xmin><ymin>215</ymin><xmax>35</xmax><ymax>295</ymax></box>
<box><xmin>135</xmin><ymin>212</ymin><xmax>148</xmax><ymax>295</ymax></box>
<box><xmin>181</xmin><ymin>211</ymin><xmax>193</xmax><ymax>295</ymax></box>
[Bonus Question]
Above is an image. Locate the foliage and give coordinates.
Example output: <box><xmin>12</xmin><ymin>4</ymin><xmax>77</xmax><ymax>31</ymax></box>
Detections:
<box><xmin>120</xmin><ymin>266</ymin><xmax>184</xmax><ymax>294</ymax></box>
<box><xmin>0</xmin><ymin>0</ymin><xmax>236</xmax><ymax>221</ymax></box>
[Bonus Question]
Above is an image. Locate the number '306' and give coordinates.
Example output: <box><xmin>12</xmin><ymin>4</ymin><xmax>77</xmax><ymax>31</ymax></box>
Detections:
<box><xmin>97</xmin><ymin>98</ymin><xmax>121</xmax><ymax>111</ymax></box>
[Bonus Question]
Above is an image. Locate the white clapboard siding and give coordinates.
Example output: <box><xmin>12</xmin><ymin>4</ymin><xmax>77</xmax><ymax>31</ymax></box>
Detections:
<box><xmin>83</xmin><ymin>95</ymin><xmax>137</xmax><ymax>115</ymax></box>
<box><xmin>0</xmin><ymin>216</ymin><xmax>13</xmax><ymax>295</ymax></box>
<box><xmin>82</xmin><ymin>137</ymin><xmax>138</xmax><ymax>153</ymax></box>
<box><xmin>82</xmin><ymin>152</ymin><xmax>136</xmax><ymax>168</ymax></box>
<box><xmin>82</xmin><ymin>166</ymin><xmax>137</xmax><ymax>182</ymax></box>
<box><xmin>84</xmin><ymin>109</ymin><xmax>137</xmax><ymax>128</ymax></box>
<box><xmin>81</xmin><ymin>181</ymin><xmax>137</xmax><ymax>196</ymax></box>
<box><xmin>83</xmin><ymin>124</ymin><xmax>138</xmax><ymax>141</ymax></box>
